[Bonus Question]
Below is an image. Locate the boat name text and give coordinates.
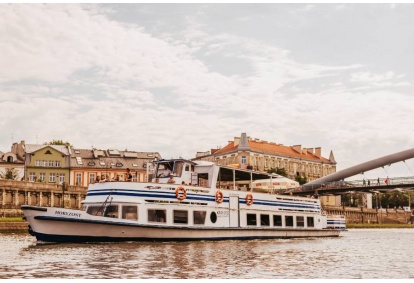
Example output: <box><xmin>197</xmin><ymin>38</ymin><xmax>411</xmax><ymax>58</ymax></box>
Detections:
<box><xmin>55</xmin><ymin>211</ymin><xmax>82</xmax><ymax>217</ymax></box>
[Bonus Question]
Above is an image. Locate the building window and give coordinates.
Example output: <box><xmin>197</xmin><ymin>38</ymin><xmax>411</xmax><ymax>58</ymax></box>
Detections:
<box><xmin>296</xmin><ymin>216</ymin><xmax>305</xmax><ymax>227</ymax></box>
<box><xmin>35</xmin><ymin>160</ymin><xmax>41</xmax><ymax>167</ymax></box>
<box><xmin>241</xmin><ymin>156</ymin><xmax>246</xmax><ymax>164</ymax></box>
<box><xmin>59</xmin><ymin>173</ymin><xmax>65</xmax><ymax>183</ymax></box>
<box><xmin>264</xmin><ymin>159</ymin><xmax>268</xmax><ymax>168</ymax></box>
<box><xmin>148</xmin><ymin>209</ymin><xmax>166</xmax><ymax>223</ymax></box>
<box><xmin>29</xmin><ymin>172</ymin><xmax>36</xmax><ymax>182</ymax></box>
<box><xmin>49</xmin><ymin>173</ymin><xmax>56</xmax><ymax>183</ymax></box>
<box><xmin>260</xmin><ymin>214</ymin><xmax>270</xmax><ymax>226</ymax></box>
<box><xmin>89</xmin><ymin>173</ymin><xmax>96</xmax><ymax>184</ymax></box>
<box><xmin>132</xmin><ymin>173</ymin><xmax>137</xmax><ymax>182</ymax></box>
<box><xmin>273</xmin><ymin>215</ymin><xmax>282</xmax><ymax>226</ymax></box>
<box><xmin>42</xmin><ymin>160</ymin><xmax>47</xmax><ymax>167</ymax></box>
<box><xmin>75</xmin><ymin>173</ymin><xmax>82</xmax><ymax>185</ymax></box>
<box><xmin>193</xmin><ymin>211</ymin><xmax>206</xmax><ymax>225</ymax></box>
<box><xmin>55</xmin><ymin>161</ymin><xmax>61</xmax><ymax>167</ymax></box>
<box><xmin>285</xmin><ymin>215</ymin><xmax>294</xmax><ymax>227</ymax></box>
<box><xmin>49</xmin><ymin>161</ymin><xmax>54</xmax><ymax>167</ymax></box>
<box><xmin>39</xmin><ymin>173</ymin><xmax>46</xmax><ymax>182</ymax></box>
<box><xmin>173</xmin><ymin>210</ymin><xmax>188</xmax><ymax>224</ymax></box>
<box><xmin>247</xmin><ymin>213</ymin><xmax>257</xmax><ymax>226</ymax></box>
<box><xmin>122</xmin><ymin>205</ymin><xmax>138</xmax><ymax>220</ymax></box>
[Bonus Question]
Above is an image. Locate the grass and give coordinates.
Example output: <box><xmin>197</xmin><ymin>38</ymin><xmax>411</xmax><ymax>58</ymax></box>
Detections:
<box><xmin>347</xmin><ymin>223</ymin><xmax>414</xmax><ymax>229</ymax></box>
<box><xmin>0</xmin><ymin>217</ymin><xmax>25</xmax><ymax>222</ymax></box>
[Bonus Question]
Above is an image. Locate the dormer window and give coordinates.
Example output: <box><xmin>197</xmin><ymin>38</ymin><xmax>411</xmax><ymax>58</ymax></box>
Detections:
<box><xmin>7</xmin><ymin>156</ymin><xmax>13</xmax><ymax>163</ymax></box>
<box><xmin>45</xmin><ymin>150</ymin><xmax>52</xmax><ymax>154</ymax></box>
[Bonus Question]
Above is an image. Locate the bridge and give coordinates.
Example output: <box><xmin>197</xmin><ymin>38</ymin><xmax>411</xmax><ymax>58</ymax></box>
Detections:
<box><xmin>287</xmin><ymin>148</ymin><xmax>414</xmax><ymax>197</ymax></box>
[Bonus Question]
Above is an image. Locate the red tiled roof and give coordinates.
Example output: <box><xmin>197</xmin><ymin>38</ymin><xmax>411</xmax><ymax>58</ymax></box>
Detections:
<box><xmin>215</xmin><ymin>140</ymin><xmax>332</xmax><ymax>164</ymax></box>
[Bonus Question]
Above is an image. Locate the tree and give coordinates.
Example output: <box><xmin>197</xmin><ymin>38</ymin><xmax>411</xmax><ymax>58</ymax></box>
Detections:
<box><xmin>295</xmin><ymin>175</ymin><xmax>308</xmax><ymax>185</ymax></box>
<box><xmin>267</xmin><ymin>167</ymin><xmax>288</xmax><ymax>177</ymax></box>
<box><xmin>0</xmin><ymin>167</ymin><xmax>19</xmax><ymax>180</ymax></box>
<box><xmin>44</xmin><ymin>140</ymin><xmax>72</xmax><ymax>146</ymax></box>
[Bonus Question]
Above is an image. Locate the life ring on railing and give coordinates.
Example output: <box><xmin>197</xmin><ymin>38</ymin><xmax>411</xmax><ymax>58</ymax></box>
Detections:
<box><xmin>175</xmin><ymin>186</ymin><xmax>187</xmax><ymax>201</ymax></box>
<box><xmin>215</xmin><ymin>190</ymin><xmax>224</xmax><ymax>204</ymax></box>
<box><xmin>245</xmin><ymin>194</ymin><xmax>254</xmax><ymax>206</ymax></box>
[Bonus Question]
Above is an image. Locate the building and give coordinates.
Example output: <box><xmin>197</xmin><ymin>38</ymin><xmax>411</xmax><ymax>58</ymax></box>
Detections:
<box><xmin>70</xmin><ymin>148</ymin><xmax>161</xmax><ymax>186</ymax></box>
<box><xmin>193</xmin><ymin>133</ymin><xmax>337</xmax><ymax>182</ymax></box>
<box><xmin>0</xmin><ymin>149</ymin><xmax>25</xmax><ymax>180</ymax></box>
<box><xmin>9</xmin><ymin>141</ymin><xmax>161</xmax><ymax>186</ymax></box>
<box><xmin>12</xmin><ymin>141</ymin><xmax>71</xmax><ymax>184</ymax></box>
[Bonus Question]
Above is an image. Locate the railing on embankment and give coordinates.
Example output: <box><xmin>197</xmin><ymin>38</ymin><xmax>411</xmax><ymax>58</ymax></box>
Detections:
<box><xmin>323</xmin><ymin>205</ymin><xmax>413</xmax><ymax>224</ymax></box>
<box><xmin>0</xmin><ymin>180</ymin><xmax>413</xmax><ymax>224</ymax></box>
<box><xmin>0</xmin><ymin>179</ymin><xmax>87</xmax><ymax>217</ymax></box>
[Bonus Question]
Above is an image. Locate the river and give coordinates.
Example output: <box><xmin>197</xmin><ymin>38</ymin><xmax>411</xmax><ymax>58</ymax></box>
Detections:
<box><xmin>0</xmin><ymin>229</ymin><xmax>413</xmax><ymax>279</ymax></box>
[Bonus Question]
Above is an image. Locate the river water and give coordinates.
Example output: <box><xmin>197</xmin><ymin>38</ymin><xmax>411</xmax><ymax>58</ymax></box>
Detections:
<box><xmin>0</xmin><ymin>229</ymin><xmax>413</xmax><ymax>279</ymax></box>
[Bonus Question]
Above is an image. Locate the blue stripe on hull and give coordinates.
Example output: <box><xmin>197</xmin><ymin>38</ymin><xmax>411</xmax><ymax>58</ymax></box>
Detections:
<box><xmin>86</xmin><ymin>190</ymin><xmax>320</xmax><ymax>210</ymax></box>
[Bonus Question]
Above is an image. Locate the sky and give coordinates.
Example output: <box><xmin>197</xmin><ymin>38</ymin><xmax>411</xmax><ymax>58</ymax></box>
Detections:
<box><xmin>2</xmin><ymin>3</ymin><xmax>414</xmax><ymax>179</ymax></box>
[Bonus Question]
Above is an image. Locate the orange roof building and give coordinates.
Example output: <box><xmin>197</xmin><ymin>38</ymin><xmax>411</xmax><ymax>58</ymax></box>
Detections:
<box><xmin>193</xmin><ymin>133</ymin><xmax>337</xmax><ymax>182</ymax></box>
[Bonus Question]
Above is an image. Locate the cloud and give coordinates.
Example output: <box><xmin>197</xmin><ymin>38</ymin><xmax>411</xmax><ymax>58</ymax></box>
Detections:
<box><xmin>1</xmin><ymin>4</ymin><xmax>414</xmax><ymax>179</ymax></box>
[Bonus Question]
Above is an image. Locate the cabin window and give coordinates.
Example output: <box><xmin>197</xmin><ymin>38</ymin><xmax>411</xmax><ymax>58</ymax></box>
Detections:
<box><xmin>246</xmin><ymin>213</ymin><xmax>257</xmax><ymax>226</ymax></box>
<box><xmin>273</xmin><ymin>215</ymin><xmax>282</xmax><ymax>226</ymax></box>
<box><xmin>193</xmin><ymin>211</ymin><xmax>206</xmax><ymax>225</ymax></box>
<box><xmin>122</xmin><ymin>205</ymin><xmax>138</xmax><ymax>220</ymax></box>
<box><xmin>104</xmin><ymin>205</ymin><xmax>119</xmax><ymax>218</ymax></box>
<box><xmin>307</xmin><ymin>217</ymin><xmax>315</xmax><ymax>227</ymax></box>
<box><xmin>148</xmin><ymin>209</ymin><xmax>166</xmax><ymax>223</ymax></box>
<box><xmin>210</xmin><ymin>212</ymin><xmax>217</xmax><ymax>223</ymax></box>
<box><xmin>285</xmin><ymin>215</ymin><xmax>294</xmax><ymax>227</ymax></box>
<box><xmin>260</xmin><ymin>214</ymin><xmax>270</xmax><ymax>226</ymax></box>
<box><xmin>173</xmin><ymin>210</ymin><xmax>188</xmax><ymax>224</ymax></box>
<box><xmin>173</xmin><ymin>162</ymin><xmax>183</xmax><ymax>177</ymax></box>
<box><xmin>86</xmin><ymin>206</ymin><xmax>104</xmax><ymax>216</ymax></box>
<box><xmin>296</xmin><ymin>216</ymin><xmax>305</xmax><ymax>227</ymax></box>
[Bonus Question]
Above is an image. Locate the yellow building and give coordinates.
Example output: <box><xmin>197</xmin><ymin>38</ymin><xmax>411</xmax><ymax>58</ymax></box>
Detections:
<box><xmin>14</xmin><ymin>142</ymin><xmax>71</xmax><ymax>184</ymax></box>
<box><xmin>193</xmin><ymin>133</ymin><xmax>337</xmax><ymax>182</ymax></box>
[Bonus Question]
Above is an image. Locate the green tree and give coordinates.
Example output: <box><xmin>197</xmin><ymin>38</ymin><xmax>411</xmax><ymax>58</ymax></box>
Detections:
<box><xmin>295</xmin><ymin>175</ymin><xmax>308</xmax><ymax>185</ymax></box>
<box><xmin>44</xmin><ymin>140</ymin><xmax>72</xmax><ymax>146</ymax></box>
<box><xmin>267</xmin><ymin>167</ymin><xmax>288</xmax><ymax>177</ymax></box>
<box><xmin>0</xmin><ymin>167</ymin><xmax>19</xmax><ymax>180</ymax></box>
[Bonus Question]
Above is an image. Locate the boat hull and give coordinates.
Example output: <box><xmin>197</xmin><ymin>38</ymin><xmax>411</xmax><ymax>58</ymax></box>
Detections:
<box><xmin>22</xmin><ymin>205</ymin><xmax>341</xmax><ymax>243</ymax></box>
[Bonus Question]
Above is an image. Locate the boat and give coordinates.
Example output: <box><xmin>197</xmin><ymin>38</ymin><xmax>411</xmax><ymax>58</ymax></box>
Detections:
<box><xmin>22</xmin><ymin>158</ymin><xmax>346</xmax><ymax>243</ymax></box>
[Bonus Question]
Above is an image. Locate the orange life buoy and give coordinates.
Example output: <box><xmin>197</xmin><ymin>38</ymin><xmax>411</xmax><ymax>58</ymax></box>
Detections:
<box><xmin>245</xmin><ymin>193</ymin><xmax>253</xmax><ymax>206</ymax></box>
<box><xmin>175</xmin><ymin>186</ymin><xmax>187</xmax><ymax>201</ymax></box>
<box><xmin>215</xmin><ymin>190</ymin><xmax>224</xmax><ymax>203</ymax></box>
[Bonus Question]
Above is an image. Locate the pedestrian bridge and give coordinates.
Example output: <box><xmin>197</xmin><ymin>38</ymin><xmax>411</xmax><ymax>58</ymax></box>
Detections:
<box><xmin>288</xmin><ymin>147</ymin><xmax>414</xmax><ymax>196</ymax></box>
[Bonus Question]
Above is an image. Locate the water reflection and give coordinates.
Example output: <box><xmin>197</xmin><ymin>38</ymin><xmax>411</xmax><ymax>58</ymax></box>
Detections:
<box><xmin>1</xmin><ymin>229</ymin><xmax>413</xmax><ymax>279</ymax></box>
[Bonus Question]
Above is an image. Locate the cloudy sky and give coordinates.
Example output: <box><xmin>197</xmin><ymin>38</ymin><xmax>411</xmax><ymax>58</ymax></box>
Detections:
<box><xmin>2</xmin><ymin>3</ymin><xmax>414</xmax><ymax>179</ymax></box>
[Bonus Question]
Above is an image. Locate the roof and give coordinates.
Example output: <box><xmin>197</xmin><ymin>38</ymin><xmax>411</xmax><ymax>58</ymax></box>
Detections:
<box><xmin>215</xmin><ymin>138</ymin><xmax>333</xmax><ymax>164</ymax></box>
<box><xmin>25</xmin><ymin>144</ymin><xmax>70</xmax><ymax>155</ymax></box>
<box><xmin>70</xmin><ymin>148</ymin><xmax>161</xmax><ymax>170</ymax></box>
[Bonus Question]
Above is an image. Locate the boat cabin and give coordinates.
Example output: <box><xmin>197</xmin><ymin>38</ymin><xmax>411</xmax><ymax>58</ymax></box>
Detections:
<box><xmin>152</xmin><ymin>159</ymin><xmax>296</xmax><ymax>192</ymax></box>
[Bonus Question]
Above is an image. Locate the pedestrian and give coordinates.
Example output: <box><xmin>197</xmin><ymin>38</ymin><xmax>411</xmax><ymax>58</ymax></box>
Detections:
<box><xmin>126</xmin><ymin>168</ymin><xmax>132</xmax><ymax>182</ymax></box>
<box><xmin>377</xmin><ymin>178</ymin><xmax>380</xmax><ymax>185</ymax></box>
<box><xmin>368</xmin><ymin>180</ymin><xmax>370</xmax><ymax>186</ymax></box>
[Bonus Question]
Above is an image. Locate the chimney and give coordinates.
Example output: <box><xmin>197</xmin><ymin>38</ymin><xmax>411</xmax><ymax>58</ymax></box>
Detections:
<box><xmin>292</xmin><ymin>145</ymin><xmax>302</xmax><ymax>153</ymax></box>
<box><xmin>234</xmin><ymin>137</ymin><xmax>240</xmax><ymax>146</ymax></box>
<box><xmin>307</xmin><ymin>148</ymin><xmax>314</xmax><ymax>155</ymax></box>
<box><xmin>238</xmin><ymin>132</ymin><xmax>250</xmax><ymax>151</ymax></box>
<box><xmin>315</xmin><ymin>147</ymin><xmax>321</xmax><ymax>158</ymax></box>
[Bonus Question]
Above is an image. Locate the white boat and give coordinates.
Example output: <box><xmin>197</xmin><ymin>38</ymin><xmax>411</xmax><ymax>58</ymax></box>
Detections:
<box><xmin>22</xmin><ymin>159</ymin><xmax>346</xmax><ymax>243</ymax></box>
